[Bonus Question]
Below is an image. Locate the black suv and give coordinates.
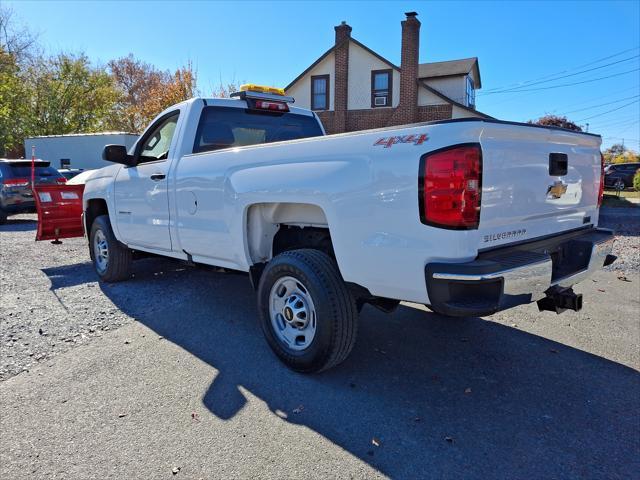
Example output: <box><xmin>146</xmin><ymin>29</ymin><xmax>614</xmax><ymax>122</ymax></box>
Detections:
<box><xmin>0</xmin><ymin>159</ymin><xmax>65</xmax><ymax>224</ymax></box>
<box><xmin>604</xmin><ymin>162</ymin><xmax>640</xmax><ymax>190</ymax></box>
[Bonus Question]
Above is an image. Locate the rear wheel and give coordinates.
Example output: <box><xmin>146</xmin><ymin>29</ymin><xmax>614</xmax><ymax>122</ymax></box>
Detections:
<box><xmin>257</xmin><ymin>249</ymin><xmax>358</xmax><ymax>373</ymax></box>
<box><xmin>89</xmin><ymin>215</ymin><xmax>132</xmax><ymax>282</ymax></box>
<box><xmin>614</xmin><ymin>178</ymin><xmax>625</xmax><ymax>191</ymax></box>
<box><xmin>0</xmin><ymin>208</ymin><xmax>7</xmax><ymax>225</ymax></box>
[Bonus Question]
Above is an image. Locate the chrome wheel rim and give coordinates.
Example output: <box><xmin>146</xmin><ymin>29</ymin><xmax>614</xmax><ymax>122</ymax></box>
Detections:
<box><xmin>93</xmin><ymin>229</ymin><xmax>109</xmax><ymax>273</ymax></box>
<box><xmin>269</xmin><ymin>276</ymin><xmax>317</xmax><ymax>351</ymax></box>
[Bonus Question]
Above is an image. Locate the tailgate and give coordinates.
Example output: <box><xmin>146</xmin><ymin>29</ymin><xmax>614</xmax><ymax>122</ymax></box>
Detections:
<box><xmin>479</xmin><ymin>124</ymin><xmax>601</xmax><ymax>248</ymax></box>
<box><xmin>34</xmin><ymin>184</ymin><xmax>85</xmax><ymax>241</ymax></box>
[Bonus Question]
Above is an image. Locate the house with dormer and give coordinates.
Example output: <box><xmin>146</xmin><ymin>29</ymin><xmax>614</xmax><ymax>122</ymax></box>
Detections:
<box><xmin>285</xmin><ymin>12</ymin><xmax>491</xmax><ymax>134</ymax></box>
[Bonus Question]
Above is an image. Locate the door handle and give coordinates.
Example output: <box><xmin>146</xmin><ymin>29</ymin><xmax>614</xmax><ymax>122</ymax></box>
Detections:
<box><xmin>150</xmin><ymin>173</ymin><xmax>166</xmax><ymax>181</ymax></box>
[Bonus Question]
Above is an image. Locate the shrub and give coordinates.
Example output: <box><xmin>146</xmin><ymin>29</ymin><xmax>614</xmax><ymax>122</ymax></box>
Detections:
<box><xmin>633</xmin><ymin>169</ymin><xmax>640</xmax><ymax>192</ymax></box>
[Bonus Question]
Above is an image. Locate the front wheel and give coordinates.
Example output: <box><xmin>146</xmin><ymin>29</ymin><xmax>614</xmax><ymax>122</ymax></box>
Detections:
<box><xmin>257</xmin><ymin>249</ymin><xmax>359</xmax><ymax>373</ymax></box>
<box><xmin>89</xmin><ymin>215</ymin><xmax>132</xmax><ymax>282</ymax></box>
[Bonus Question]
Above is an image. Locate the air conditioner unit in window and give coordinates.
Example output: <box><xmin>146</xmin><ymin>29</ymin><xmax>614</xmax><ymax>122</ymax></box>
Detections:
<box><xmin>374</xmin><ymin>96</ymin><xmax>387</xmax><ymax>106</ymax></box>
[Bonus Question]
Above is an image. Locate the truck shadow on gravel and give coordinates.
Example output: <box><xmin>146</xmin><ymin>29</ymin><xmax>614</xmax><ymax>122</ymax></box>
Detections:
<box><xmin>44</xmin><ymin>258</ymin><xmax>640</xmax><ymax>479</ymax></box>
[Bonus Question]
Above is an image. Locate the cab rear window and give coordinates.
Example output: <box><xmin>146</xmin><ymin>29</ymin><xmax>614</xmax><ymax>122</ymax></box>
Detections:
<box><xmin>192</xmin><ymin>106</ymin><xmax>323</xmax><ymax>154</ymax></box>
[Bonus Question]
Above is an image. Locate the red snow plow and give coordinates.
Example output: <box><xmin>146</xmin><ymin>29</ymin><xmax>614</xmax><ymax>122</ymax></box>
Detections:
<box><xmin>33</xmin><ymin>184</ymin><xmax>85</xmax><ymax>242</ymax></box>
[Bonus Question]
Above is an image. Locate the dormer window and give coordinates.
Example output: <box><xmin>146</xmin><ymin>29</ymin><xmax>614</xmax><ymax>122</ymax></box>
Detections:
<box><xmin>466</xmin><ymin>75</ymin><xmax>475</xmax><ymax>108</ymax></box>
<box><xmin>371</xmin><ymin>69</ymin><xmax>392</xmax><ymax>107</ymax></box>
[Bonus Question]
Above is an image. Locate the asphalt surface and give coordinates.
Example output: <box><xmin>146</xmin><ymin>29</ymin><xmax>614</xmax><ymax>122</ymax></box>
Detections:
<box><xmin>1</xmin><ymin>213</ymin><xmax>639</xmax><ymax>479</ymax></box>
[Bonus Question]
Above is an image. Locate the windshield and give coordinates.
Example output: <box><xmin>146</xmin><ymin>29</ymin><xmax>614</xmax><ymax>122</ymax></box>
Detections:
<box><xmin>193</xmin><ymin>106</ymin><xmax>323</xmax><ymax>154</ymax></box>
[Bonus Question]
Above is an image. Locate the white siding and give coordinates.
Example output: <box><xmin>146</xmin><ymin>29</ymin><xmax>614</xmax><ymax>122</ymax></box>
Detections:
<box><xmin>285</xmin><ymin>54</ymin><xmax>335</xmax><ymax>111</ymax></box>
<box><xmin>418</xmin><ymin>86</ymin><xmax>447</xmax><ymax>106</ymax></box>
<box><xmin>451</xmin><ymin>104</ymin><xmax>482</xmax><ymax>118</ymax></box>
<box><xmin>347</xmin><ymin>41</ymin><xmax>400</xmax><ymax>110</ymax></box>
<box><xmin>24</xmin><ymin>133</ymin><xmax>138</xmax><ymax>171</ymax></box>
<box><xmin>423</xmin><ymin>76</ymin><xmax>467</xmax><ymax>106</ymax></box>
<box><xmin>418</xmin><ymin>84</ymin><xmax>482</xmax><ymax>119</ymax></box>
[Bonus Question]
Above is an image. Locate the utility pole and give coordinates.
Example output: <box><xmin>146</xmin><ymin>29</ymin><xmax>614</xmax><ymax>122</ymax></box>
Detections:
<box><xmin>585</xmin><ymin>122</ymin><xmax>589</xmax><ymax>133</ymax></box>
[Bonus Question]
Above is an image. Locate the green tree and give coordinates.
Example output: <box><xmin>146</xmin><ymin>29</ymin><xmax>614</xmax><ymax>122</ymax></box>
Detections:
<box><xmin>0</xmin><ymin>48</ymin><xmax>29</xmax><ymax>156</ymax></box>
<box><xmin>610</xmin><ymin>150</ymin><xmax>639</xmax><ymax>164</ymax></box>
<box><xmin>527</xmin><ymin>114</ymin><xmax>583</xmax><ymax>132</ymax></box>
<box><xmin>0</xmin><ymin>6</ymin><xmax>37</xmax><ymax>157</ymax></box>
<box><xmin>24</xmin><ymin>53</ymin><xmax>118</xmax><ymax>137</ymax></box>
<box><xmin>603</xmin><ymin>143</ymin><xmax>629</xmax><ymax>164</ymax></box>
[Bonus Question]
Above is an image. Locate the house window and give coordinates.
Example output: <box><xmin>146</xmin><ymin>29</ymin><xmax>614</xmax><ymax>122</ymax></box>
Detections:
<box><xmin>371</xmin><ymin>69</ymin><xmax>392</xmax><ymax>108</ymax></box>
<box><xmin>466</xmin><ymin>75</ymin><xmax>475</xmax><ymax>108</ymax></box>
<box><xmin>311</xmin><ymin>75</ymin><xmax>329</xmax><ymax>111</ymax></box>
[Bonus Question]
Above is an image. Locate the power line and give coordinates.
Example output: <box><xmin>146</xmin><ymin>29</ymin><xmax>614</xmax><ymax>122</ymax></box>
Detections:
<box><xmin>589</xmin><ymin>117</ymin><xmax>639</xmax><ymax>130</ymax></box>
<box><xmin>604</xmin><ymin>136</ymin><xmax>640</xmax><ymax>142</ymax></box>
<box><xmin>588</xmin><ymin>110</ymin><xmax>640</xmax><ymax>125</ymax></box>
<box><xmin>575</xmin><ymin>99</ymin><xmax>640</xmax><ymax>122</ymax></box>
<box><xmin>482</xmin><ymin>83</ymin><xmax>640</xmax><ymax>110</ymax></box>
<box><xmin>482</xmin><ymin>68</ymin><xmax>640</xmax><ymax>94</ymax></box>
<box><xmin>559</xmin><ymin>95</ymin><xmax>640</xmax><ymax>115</ymax></box>
<box><xmin>592</xmin><ymin>122</ymin><xmax>639</xmax><ymax>136</ymax></box>
<box><xmin>536</xmin><ymin>85</ymin><xmax>640</xmax><ymax>111</ymax></box>
<box><xmin>481</xmin><ymin>54</ymin><xmax>639</xmax><ymax>95</ymax></box>
<box><xmin>599</xmin><ymin>121</ymin><xmax>639</xmax><ymax>132</ymax></box>
<box><xmin>481</xmin><ymin>46</ymin><xmax>639</xmax><ymax>93</ymax></box>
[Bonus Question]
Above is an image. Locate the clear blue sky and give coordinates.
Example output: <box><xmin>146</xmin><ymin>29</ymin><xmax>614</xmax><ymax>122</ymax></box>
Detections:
<box><xmin>8</xmin><ymin>0</ymin><xmax>640</xmax><ymax>150</ymax></box>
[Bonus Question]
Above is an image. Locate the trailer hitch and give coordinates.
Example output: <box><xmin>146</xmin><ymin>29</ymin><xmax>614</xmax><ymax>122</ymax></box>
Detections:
<box><xmin>537</xmin><ymin>286</ymin><xmax>583</xmax><ymax>314</ymax></box>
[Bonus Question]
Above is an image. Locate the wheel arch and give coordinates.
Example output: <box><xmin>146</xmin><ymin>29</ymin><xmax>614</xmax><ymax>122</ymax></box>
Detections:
<box><xmin>245</xmin><ymin>202</ymin><xmax>334</xmax><ymax>264</ymax></box>
<box><xmin>84</xmin><ymin>198</ymin><xmax>109</xmax><ymax>235</ymax></box>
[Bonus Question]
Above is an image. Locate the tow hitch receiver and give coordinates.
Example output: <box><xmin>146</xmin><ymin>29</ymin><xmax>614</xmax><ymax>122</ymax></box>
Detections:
<box><xmin>537</xmin><ymin>286</ymin><xmax>583</xmax><ymax>314</ymax></box>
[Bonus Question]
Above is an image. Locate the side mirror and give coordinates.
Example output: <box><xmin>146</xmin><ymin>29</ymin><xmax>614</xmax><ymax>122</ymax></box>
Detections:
<box><xmin>102</xmin><ymin>145</ymin><xmax>135</xmax><ymax>166</ymax></box>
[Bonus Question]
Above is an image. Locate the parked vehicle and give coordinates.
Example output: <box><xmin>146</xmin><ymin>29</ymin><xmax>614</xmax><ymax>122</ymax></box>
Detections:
<box><xmin>0</xmin><ymin>159</ymin><xmax>66</xmax><ymax>224</ymax></box>
<box><xmin>604</xmin><ymin>162</ymin><xmax>640</xmax><ymax>190</ymax></box>
<box><xmin>57</xmin><ymin>168</ymin><xmax>85</xmax><ymax>181</ymax></box>
<box><xmin>38</xmin><ymin>86</ymin><xmax>615</xmax><ymax>372</ymax></box>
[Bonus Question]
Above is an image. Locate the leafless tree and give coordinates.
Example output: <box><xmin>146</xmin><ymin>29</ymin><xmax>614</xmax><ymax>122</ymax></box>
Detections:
<box><xmin>0</xmin><ymin>5</ymin><xmax>38</xmax><ymax>64</ymax></box>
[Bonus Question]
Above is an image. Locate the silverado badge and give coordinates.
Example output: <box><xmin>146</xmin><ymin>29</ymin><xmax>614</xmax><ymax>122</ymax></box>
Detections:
<box><xmin>547</xmin><ymin>180</ymin><xmax>568</xmax><ymax>199</ymax></box>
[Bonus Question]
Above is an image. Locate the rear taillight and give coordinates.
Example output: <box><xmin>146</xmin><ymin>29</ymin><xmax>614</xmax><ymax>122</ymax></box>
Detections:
<box><xmin>56</xmin><ymin>177</ymin><xmax>67</xmax><ymax>184</ymax></box>
<box><xmin>254</xmin><ymin>100</ymin><xmax>289</xmax><ymax>112</ymax></box>
<box><xmin>419</xmin><ymin>143</ymin><xmax>482</xmax><ymax>229</ymax></box>
<box><xmin>598</xmin><ymin>152</ymin><xmax>604</xmax><ymax>207</ymax></box>
<box><xmin>2</xmin><ymin>178</ymin><xmax>30</xmax><ymax>187</ymax></box>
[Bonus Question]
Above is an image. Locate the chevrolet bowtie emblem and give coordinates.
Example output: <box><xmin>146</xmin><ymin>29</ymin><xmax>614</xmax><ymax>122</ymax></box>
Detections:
<box><xmin>547</xmin><ymin>180</ymin><xmax>568</xmax><ymax>199</ymax></box>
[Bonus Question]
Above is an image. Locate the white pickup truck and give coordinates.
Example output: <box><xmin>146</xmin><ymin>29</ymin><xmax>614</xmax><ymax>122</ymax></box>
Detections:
<box><xmin>38</xmin><ymin>86</ymin><xmax>615</xmax><ymax>372</ymax></box>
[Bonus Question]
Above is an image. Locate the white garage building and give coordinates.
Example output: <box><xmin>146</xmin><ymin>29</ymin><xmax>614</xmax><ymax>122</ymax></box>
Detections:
<box><xmin>24</xmin><ymin>132</ymin><xmax>139</xmax><ymax>171</ymax></box>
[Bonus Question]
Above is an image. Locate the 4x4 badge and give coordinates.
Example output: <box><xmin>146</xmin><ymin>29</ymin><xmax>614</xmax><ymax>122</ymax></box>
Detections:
<box><xmin>374</xmin><ymin>133</ymin><xmax>429</xmax><ymax>148</ymax></box>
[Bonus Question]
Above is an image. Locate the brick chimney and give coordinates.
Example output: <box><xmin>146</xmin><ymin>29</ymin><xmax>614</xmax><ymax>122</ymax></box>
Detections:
<box><xmin>334</xmin><ymin>21</ymin><xmax>351</xmax><ymax>132</ymax></box>
<box><xmin>397</xmin><ymin>12</ymin><xmax>420</xmax><ymax>122</ymax></box>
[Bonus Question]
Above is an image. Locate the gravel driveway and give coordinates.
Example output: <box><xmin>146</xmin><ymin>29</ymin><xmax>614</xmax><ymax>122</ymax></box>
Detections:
<box><xmin>1</xmin><ymin>211</ymin><xmax>639</xmax><ymax>479</ymax></box>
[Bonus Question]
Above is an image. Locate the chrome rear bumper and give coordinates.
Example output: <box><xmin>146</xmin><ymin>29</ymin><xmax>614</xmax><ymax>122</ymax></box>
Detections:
<box><xmin>425</xmin><ymin>228</ymin><xmax>615</xmax><ymax>317</ymax></box>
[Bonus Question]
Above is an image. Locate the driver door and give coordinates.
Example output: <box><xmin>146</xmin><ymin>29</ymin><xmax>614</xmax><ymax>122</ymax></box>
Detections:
<box><xmin>114</xmin><ymin>111</ymin><xmax>180</xmax><ymax>251</ymax></box>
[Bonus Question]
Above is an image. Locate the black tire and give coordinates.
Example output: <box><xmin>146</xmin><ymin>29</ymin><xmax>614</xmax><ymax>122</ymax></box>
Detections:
<box><xmin>0</xmin><ymin>208</ymin><xmax>7</xmax><ymax>225</ymax></box>
<box><xmin>89</xmin><ymin>215</ymin><xmax>132</xmax><ymax>282</ymax></box>
<box><xmin>257</xmin><ymin>249</ymin><xmax>358</xmax><ymax>373</ymax></box>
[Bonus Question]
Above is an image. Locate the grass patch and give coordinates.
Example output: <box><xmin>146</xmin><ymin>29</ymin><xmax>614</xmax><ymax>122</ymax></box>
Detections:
<box><xmin>604</xmin><ymin>189</ymin><xmax>640</xmax><ymax>200</ymax></box>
